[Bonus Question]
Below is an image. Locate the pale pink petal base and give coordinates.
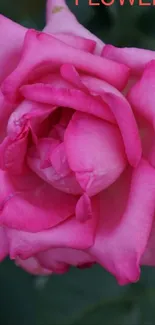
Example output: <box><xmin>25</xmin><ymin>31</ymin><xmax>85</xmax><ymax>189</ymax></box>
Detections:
<box><xmin>16</xmin><ymin>256</ymin><xmax>52</xmax><ymax>275</ymax></box>
<box><xmin>44</xmin><ymin>0</ymin><xmax>104</xmax><ymax>54</ymax></box>
<box><xmin>37</xmin><ymin>248</ymin><xmax>94</xmax><ymax>273</ymax></box>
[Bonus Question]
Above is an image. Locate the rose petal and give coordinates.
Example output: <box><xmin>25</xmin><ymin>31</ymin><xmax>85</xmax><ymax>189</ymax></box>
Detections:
<box><xmin>6</xmin><ymin>195</ymin><xmax>99</xmax><ymax>259</ymax></box>
<box><xmin>37</xmin><ymin>137</ymin><xmax>60</xmax><ymax>169</ymax></box>
<box><xmin>50</xmin><ymin>142</ymin><xmax>71</xmax><ymax>176</ymax></box>
<box><xmin>80</xmin><ymin>75</ymin><xmax>142</xmax><ymax>167</ymax></box>
<box><xmin>140</xmin><ymin>215</ymin><xmax>155</xmax><ymax>266</ymax></box>
<box><xmin>2</xmin><ymin>30</ymin><xmax>130</xmax><ymax>102</ymax></box>
<box><xmin>0</xmin><ymin>169</ymin><xmax>77</xmax><ymax>232</ymax></box>
<box><xmin>89</xmin><ymin>159</ymin><xmax>155</xmax><ymax>285</ymax></box>
<box><xmin>0</xmin><ymin>15</ymin><xmax>26</xmax><ymax>82</ymax></box>
<box><xmin>37</xmin><ymin>248</ymin><xmax>94</xmax><ymax>272</ymax></box>
<box><xmin>76</xmin><ymin>194</ymin><xmax>93</xmax><ymax>222</ymax></box>
<box><xmin>21</xmin><ymin>84</ymin><xmax>115</xmax><ymax>123</ymax></box>
<box><xmin>7</xmin><ymin>99</ymin><xmax>56</xmax><ymax>137</ymax></box>
<box><xmin>0</xmin><ymin>100</ymin><xmax>56</xmax><ymax>174</ymax></box>
<box><xmin>28</xmin><ymin>141</ymin><xmax>82</xmax><ymax>195</ymax></box>
<box><xmin>128</xmin><ymin>60</ymin><xmax>155</xmax><ymax>123</ymax></box>
<box><xmin>101</xmin><ymin>93</ymin><xmax>141</xmax><ymax>167</ymax></box>
<box><xmin>44</xmin><ymin>0</ymin><xmax>103</xmax><ymax>54</ymax></box>
<box><xmin>0</xmin><ymin>91</ymin><xmax>13</xmax><ymax>142</ymax></box>
<box><xmin>127</xmin><ymin>61</ymin><xmax>155</xmax><ymax>168</ymax></box>
<box><xmin>65</xmin><ymin>112</ymin><xmax>126</xmax><ymax>196</ymax></box>
<box><xmin>102</xmin><ymin>45</ymin><xmax>155</xmax><ymax>76</ymax></box>
<box><xmin>59</xmin><ymin>71</ymin><xmax>141</xmax><ymax>167</ymax></box>
<box><xmin>15</xmin><ymin>256</ymin><xmax>52</xmax><ymax>275</ymax></box>
<box><xmin>53</xmin><ymin>33</ymin><xmax>96</xmax><ymax>53</ymax></box>
<box><xmin>0</xmin><ymin>131</ymin><xmax>28</xmax><ymax>174</ymax></box>
<box><xmin>135</xmin><ymin>116</ymin><xmax>155</xmax><ymax>166</ymax></box>
<box><xmin>60</xmin><ymin>64</ymin><xmax>89</xmax><ymax>93</ymax></box>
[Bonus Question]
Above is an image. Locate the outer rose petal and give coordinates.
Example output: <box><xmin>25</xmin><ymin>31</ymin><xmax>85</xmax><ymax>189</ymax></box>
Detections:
<box><xmin>16</xmin><ymin>256</ymin><xmax>52</xmax><ymax>275</ymax></box>
<box><xmin>0</xmin><ymin>15</ymin><xmax>26</xmax><ymax>82</ymax></box>
<box><xmin>127</xmin><ymin>61</ymin><xmax>155</xmax><ymax>167</ymax></box>
<box><xmin>0</xmin><ymin>227</ymin><xmax>8</xmax><ymax>261</ymax></box>
<box><xmin>89</xmin><ymin>159</ymin><xmax>155</xmax><ymax>285</ymax></box>
<box><xmin>37</xmin><ymin>248</ymin><xmax>94</xmax><ymax>273</ymax></box>
<box><xmin>6</xmin><ymin>195</ymin><xmax>99</xmax><ymax>259</ymax></box>
<box><xmin>140</xmin><ymin>215</ymin><xmax>155</xmax><ymax>266</ymax></box>
<box><xmin>65</xmin><ymin>112</ymin><xmax>126</xmax><ymax>196</ymax></box>
<box><xmin>44</xmin><ymin>0</ymin><xmax>103</xmax><ymax>54</ymax></box>
<box><xmin>102</xmin><ymin>45</ymin><xmax>155</xmax><ymax>76</ymax></box>
<box><xmin>52</xmin><ymin>33</ymin><xmax>96</xmax><ymax>53</ymax></box>
<box><xmin>0</xmin><ymin>169</ymin><xmax>77</xmax><ymax>232</ymax></box>
<box><xmin>128</xmin><ymin>60</ymin><xmax>155</xmax><ymax>123</ymax></box>
<box><xmin>2</xmin><ymin>29</ymin><xmax>130</xmax><ymax>102</ymax></box>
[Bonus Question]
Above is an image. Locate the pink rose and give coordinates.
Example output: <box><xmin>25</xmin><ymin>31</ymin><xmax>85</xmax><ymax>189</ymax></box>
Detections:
<box><xmin>0</xmin><ymin>0</ymin><xmax>155</xmax><ymax>285</ymax></box>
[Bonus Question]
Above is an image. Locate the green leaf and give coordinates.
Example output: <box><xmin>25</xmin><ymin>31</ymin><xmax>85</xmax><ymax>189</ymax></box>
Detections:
<box><xmin>0</xmin><ymin>259</ymin><xmax>37</xmax><ymax>325</ymax></box>
<box><xmin>36</xmin><ymin>265</ymin><xmax>129</xmax><ymax>325</ymax></box>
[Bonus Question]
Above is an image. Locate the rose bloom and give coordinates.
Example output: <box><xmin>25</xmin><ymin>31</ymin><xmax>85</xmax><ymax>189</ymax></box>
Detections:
<box><xmin>1</xmin><ymin>0</ymin><xmax>155</xmax><ymax>285</ymax></box>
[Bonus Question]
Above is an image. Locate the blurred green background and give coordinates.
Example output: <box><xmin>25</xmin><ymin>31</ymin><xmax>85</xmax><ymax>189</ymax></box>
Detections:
<box><xmin>1</xmin><ymin>0</ymin><xmax>155</xmax><ymax>324</ymax></box>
